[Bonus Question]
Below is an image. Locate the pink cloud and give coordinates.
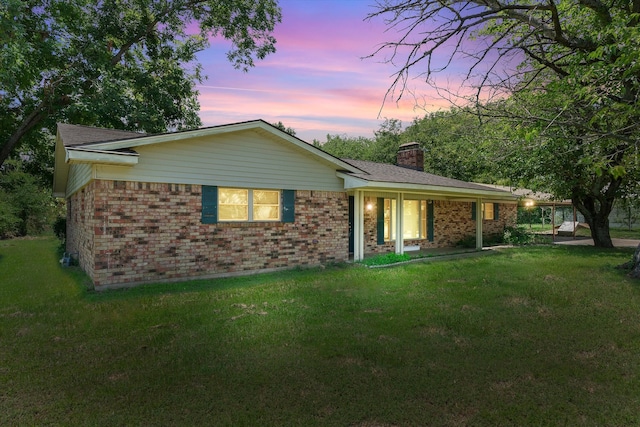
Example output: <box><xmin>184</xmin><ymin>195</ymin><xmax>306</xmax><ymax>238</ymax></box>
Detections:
<box><xmin>196</xmin><ymin>0</ymin><xmax>472</xmax><ymax>142</ymax></box>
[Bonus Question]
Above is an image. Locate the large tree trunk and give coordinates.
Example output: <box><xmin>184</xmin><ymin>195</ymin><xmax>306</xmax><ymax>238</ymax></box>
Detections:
<box><xmin>587</xmin><ymin>212</ymin><xmax>614</xmax><ymax>248</ymax></box>
<box><xmin>572</xmin><ymin>179</ymin><xmax>621</xmax><ymax>248</ymax></box>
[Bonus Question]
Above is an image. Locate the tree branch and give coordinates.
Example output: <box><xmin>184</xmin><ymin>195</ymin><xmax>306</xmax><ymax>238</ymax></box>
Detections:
<box><xmin>0</xmin><ymin>103</ymin><xmax>48</xmax><ymax>166</ymax></box>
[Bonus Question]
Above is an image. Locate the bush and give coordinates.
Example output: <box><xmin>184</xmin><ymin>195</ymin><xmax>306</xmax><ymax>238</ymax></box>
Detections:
<box><xmin>456</xmin><ymin>235</ymin><xmax>477</xmax><ymax>248</ymax></box>
<box><xmin>53</xmin><ymin>216</ymin><xmax>66</xmax><ymax>241</ymax></box>
<box><xmin>503</xmin><ymin>226</ymin><xmax>534</xmax><ymax>245</ymax></box>
<box><xmin>456</xmin><ymin>226</ymin><xmax>534</xmax><ymax>248</ymax></box>
<box><xmin>361</xmin><ymin>252</ymin><xmax>411</xmax><ymax>266</ymax></box>
<box><xmin>0</xmin><ymin>167</ymin><xmax>56</xmax><ymax>237</ymax></box>
<box><xmin>0</xmin><ymin>192</ymin><xmax>20</xmax><ymax>238</ymax></box>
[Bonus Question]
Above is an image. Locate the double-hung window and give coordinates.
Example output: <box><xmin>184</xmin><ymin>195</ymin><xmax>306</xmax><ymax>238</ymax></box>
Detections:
<box><xmin>483</xmin><ymin>202</ymin><xmax>495</xmax><ymax>220</ymax></box>
<box><xmin>219</xmin><ymin>188</ymin><xmax>280</xmax><ymax>221</ymax></box>
<box><xmin>202</xmin><ymin>186</ymin><xmax>295</xmax><ymax>224</ymax></box>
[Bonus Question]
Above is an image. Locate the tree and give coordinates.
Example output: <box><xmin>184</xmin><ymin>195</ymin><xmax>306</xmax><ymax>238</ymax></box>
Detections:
<box><xmin>369</xmin><ymin>0</ymin><xmax>640</xmax><ymax>247</ymax></box>
<box><xmin>314</xmin><ymin>119</ymin><xmax>404</xmax><ymax>162</ymax></box>
<box><xmin>0</xmin><ymin>162</ymin><xmax>55</xmax><ymax>237</ymax></box>
<box><xmin>402</xmin><ymin>109</ymin><xmax>499</xmax><ymax>182</ymax></box>
<box><xmin>314</xmin><ymin>134</ymin><xmax>375</xmax><ymax>160</ymax></box>
<box><xmin>0</xmin><ymin>0</ymin><xmax>281</xmax><ymax>168</ymax></box>
<box><xmin>272</xmin><ymin>121</ymin><xmax>296</xmax><ymax>136</ymax></box>
<box><xmin>368</xmin><ymin>118</ymin><xmax>404</xmax><ymax>163</ymax></box>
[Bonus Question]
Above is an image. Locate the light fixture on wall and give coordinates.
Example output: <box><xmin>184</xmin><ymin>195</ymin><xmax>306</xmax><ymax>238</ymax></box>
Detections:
<box><xmin>366</xmin><ymin>202</ymin><xmax>373</xmax><ymax>211</ymax></box>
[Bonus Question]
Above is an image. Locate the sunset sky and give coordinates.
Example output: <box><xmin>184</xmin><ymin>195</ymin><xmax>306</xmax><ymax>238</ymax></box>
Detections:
<box><xmin>195</xmin><ymin>0</ymin><xmax>457</xmax><ymax>142</ymax></box>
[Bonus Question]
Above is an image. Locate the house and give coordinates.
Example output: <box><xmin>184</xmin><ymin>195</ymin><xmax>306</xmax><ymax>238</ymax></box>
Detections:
<box><xmin>53</xmin><ymin>120</ymin><xmax>517</xmax><ymax>290</ymax></box>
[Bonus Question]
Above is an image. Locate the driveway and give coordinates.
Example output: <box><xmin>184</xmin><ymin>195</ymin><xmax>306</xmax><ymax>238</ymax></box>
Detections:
<box><xmin>553</xmin><ymin>237</ymin><xmax>640</xmax><ymax>248</ymax></box>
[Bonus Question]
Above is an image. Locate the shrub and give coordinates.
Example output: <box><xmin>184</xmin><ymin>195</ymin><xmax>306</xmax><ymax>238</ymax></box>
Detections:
<box><xmin>503</xmin><ymin>226</ymin><xmax>534</xmax><ymax>245</ymax></box>
<box><xmin>361</xmin><ymin>252</ymin><xmax>411</xmax><ymax>266</ymax></box>
<box><xmin>456</xmin><ymin>235</ymin><xmax>477</xmax><ymax>248</ymax></box>
<box><xmin>0</xmin><ymin>192</ymin><xmax>19</xmax><ymax>238</ymax></box>
<box><xmin>0</xmin><ymin>168</ymin><xmax>55</xmax><ymax>237</ymax></box>
<box><xmin>456</xmin><ymin>226</ymin><xmax>535</xmax><ymax>248</ymax></box>
<box><xmin>53</xmin><ymin>216</ymin><xmax>66</xmax><ymax>241</ymax></box>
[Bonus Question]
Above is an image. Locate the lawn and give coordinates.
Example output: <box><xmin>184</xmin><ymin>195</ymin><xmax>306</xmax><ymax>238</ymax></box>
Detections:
<box><xmin>524</xmin><ymin>223</ymin><xmax>640</xmax><ymax>240</ymax></box>
<box><xmin>1</xmin><ymin>238</ymin><xmax>640</xmax><ymax>426</ymax></box>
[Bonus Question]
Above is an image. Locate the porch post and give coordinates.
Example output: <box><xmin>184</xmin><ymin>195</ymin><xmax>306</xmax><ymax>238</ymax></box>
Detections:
<box><xmin>396</xmin><ymin>192</ymin><xmax>404</xmax><ymax>254</ymax></box>
<box><xmin>476</xmin><ymin>198</ymin><xmax>483</xmax><ymax>250</ymax></box>
<box><xmin>353</xmin><ymin>190</ymin><xmax>364</xmax><ymax>261</ymax></box>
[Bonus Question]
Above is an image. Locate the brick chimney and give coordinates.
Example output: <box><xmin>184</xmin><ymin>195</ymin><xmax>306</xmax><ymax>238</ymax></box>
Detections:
<box><xmin>396</xmin><ymin>142</ymin><xmax>424</xmax><ymax>171</ymax></box>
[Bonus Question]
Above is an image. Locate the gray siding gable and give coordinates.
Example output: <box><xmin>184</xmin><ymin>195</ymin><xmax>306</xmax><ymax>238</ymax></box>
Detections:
<box><xmin>96</xmin><ymin>129</ymin><xmax>346</xmax><ymax>191</ymax></box>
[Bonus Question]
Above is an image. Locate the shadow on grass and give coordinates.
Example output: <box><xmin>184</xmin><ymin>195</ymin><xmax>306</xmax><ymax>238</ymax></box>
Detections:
<box><xmin>80</xmin><ymin>263</ymin><xmax>353</xmax><ymax>303</ymax></box>
<box><xmin>77</xmin><ymin>244</ymin><xmax>640</xmax><ymax>302</ymax></box>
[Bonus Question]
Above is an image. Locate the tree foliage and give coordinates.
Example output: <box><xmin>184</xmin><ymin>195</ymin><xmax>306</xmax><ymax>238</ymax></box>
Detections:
<box><xmin>0</xmin><ymin>162</ymin><xmax>57</xmax><ymax>238</ymax></box>
<box><xmin>0</xmin><ymin>0</ymin><xmax>282</xmax><ymax>168</ymax></box>
<box><xmin>272</xmin><ymin>121</ymin><xmax>296</xmax><ymax>136</ymax></box>
<box><xmin>402</xmin><ymin>108</ymin><xmax>500</xmax><ymax>182</ymax></box>
<box><xmin>369</xmin><ymin>0</ymin><xmax>640</xmax><ymax>247</ymax></box>
<box><xmin>315</xmin><ymin>119</ymin><xmax>404</xmax><ymax>163</ymax></box>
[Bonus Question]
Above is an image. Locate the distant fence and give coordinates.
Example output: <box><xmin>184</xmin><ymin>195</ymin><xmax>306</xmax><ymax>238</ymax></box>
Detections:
<box><xmin>518</xmin><ymin>201</ymin><xmax>640</xmax><ymax>230</ymax></box>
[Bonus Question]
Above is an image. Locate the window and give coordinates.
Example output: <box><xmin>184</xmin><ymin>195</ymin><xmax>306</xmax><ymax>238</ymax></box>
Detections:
<box><xmin>252</xmin><ymin>190</ymin><xmax>280</xmax><ymax>221</ymax></box>
<box><xmin>202</xmin><ymin>186</ymin><xmax>294</xmax><ymax>224</ymax></box>
<box><xmin>219</xmin><ymin>188</ymin><xmax>280</xmax><ymax>221</ymax></box>
<box><xmin>383</xmin><ymin>199</ymin><xmax>427</xmax><ymax>241</ymax></box>
<box><xmin>472</xmin><ymin>202</ymin><xmax>499</xmax><ymax>221</ymax></box>
<box><xmin>219</xmin><ymin>188</ymin><xmax>249</xmax><ymax>221</ymax></box>
<box><xmin>483</xmin><ymin>203</ymin><xmax>494</xmax><ymax>220</ymax></box>
<box><xmin>383</xmin><ymin>199</ymin><xmax>396</xmax><ymax>241</ymax></box>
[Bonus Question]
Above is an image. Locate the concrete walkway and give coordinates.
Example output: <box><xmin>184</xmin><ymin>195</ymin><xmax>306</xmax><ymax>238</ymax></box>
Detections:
<box><xmin>553</xmin><ymin>237</ymin><xmax>640</xmax><ymax>248</ymax></box>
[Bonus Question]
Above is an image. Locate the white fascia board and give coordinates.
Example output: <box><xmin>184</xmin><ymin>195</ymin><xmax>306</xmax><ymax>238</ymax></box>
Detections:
<box><xmin>83</xmin><ymin>121</ymin><xmax>362</xmax><ymax>174</ymax></box>
<box><xmin>337</xmin><ymin>172</ymin><xmax>517</xmax><ymax>202</ymax></box>
<box><xmin>85</xmin><ymin>124</ymin><xmax>253</xmax><ymax>150</ymax></box>
<box><xmin>66</xmin><ymin>148</ymin><xmax>139</xmax><ymax>166</ymax></box>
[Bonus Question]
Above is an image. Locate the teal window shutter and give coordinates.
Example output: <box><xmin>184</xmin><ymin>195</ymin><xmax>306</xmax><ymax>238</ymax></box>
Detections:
<box><xmin>377</xmin><ymin>198</ymin><xmax>385</xmax><ymax>244</ymax></box>
<box><xmin>282</xmin><ymin>190</ymin><xmax>295</xmax><ymax>223</ymax></box>
<box><xmin>494</xmin><ymin>203</ymin><xmax>499</xmax><ymax>221</ymax></box>
<box><xmin>427</xmin><ymin>201</ymin><xmax>434</xmax><ymax>242</ymax></box>
<box><xmin>202</xmin><ymin>185</ymin><xmax>218</xmax><ymax>224</ymax></box>
<box><xmin>471</xmin><ymin>202</ymin><xmax>477</xmax><ymax>220</ymax></box>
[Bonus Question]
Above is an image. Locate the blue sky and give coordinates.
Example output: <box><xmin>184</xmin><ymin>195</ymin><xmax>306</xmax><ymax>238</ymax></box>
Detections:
<box><xmin>194</xmin><ymin>0</ymin><xmax>456</xmax><ymax>142</ymax></box>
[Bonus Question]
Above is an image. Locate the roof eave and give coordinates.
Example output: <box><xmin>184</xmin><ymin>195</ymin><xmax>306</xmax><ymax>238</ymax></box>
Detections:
<box><xmin>69</xmin><ymin>120</ymin><xmax>363</xmax><ymax>174</ymax></box>
<box><xmin>66</xmin><ymin>148</ymin><xmax>139</xmax><ymax>166</ymax></box>
<box><xmin>337</xmin><ymin>173</ymin><xmax>518</xmax><ymax>201</ymax></box>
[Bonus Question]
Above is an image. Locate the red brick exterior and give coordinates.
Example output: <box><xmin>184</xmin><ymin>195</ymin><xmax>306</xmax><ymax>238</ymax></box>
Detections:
<box><xmin>362</xmin><ymin>197</ymin><xmax>517</xmax><ymax>255</ymax></box>
<box><xmin>67</xmin><ymin>180</ymin><xmax>349</xmax><ymax>289</ymax></box>
<box><xmin>396</xmin><ymin>142</ymin><xmax>424</xmax><ymax>171</ymax></box>
<box><xmin>67</xmin><ymin>185</ymin><xmax>96</xmax><ymax>280</ymax></box>
<box><xmin>67</xmin><ymin>180</ymin><xmax>516</xmax><ymax>289</ymax></box>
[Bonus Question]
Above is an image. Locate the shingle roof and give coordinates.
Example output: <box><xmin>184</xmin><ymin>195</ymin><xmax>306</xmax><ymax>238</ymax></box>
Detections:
<box><xmin>341</xmin><ymin>158</ymin><xmax>511</xmax><ymax>194</ymax></box>
<box><xmin>57</xmin><ymin>123</ymin><xmax>145</xmax><ymax>147</ymax></box>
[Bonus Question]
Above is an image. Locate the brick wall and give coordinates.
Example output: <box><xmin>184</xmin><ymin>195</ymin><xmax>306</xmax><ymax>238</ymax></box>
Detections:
<box><xmin>69</xmin><ymin>180</ymin><xmax>349</xmax><ymax>289</ymax></box>
<box><xmin>67</xmin><ymin>183</ymin><xmax>96</xmax><ymax>279</ymax></box>
<box><xmin>66</xmin><ymin>180</ymin><xmax>517</xmax><ymax>289</ymax></box>
<box><xmin>362</xmin><ymin>197</ymin><xmax>517</xmax><ymax>255</ymax></box>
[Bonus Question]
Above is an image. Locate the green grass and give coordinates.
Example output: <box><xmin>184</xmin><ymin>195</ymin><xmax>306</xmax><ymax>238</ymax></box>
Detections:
<box><xmin>577</xmin><ymin>227</ymin><xmax>640</xmax><ymax>240</ymax></box>
<box><xmin>2</xmin><ymin>237</ymin><xmax>640</xmax><ymax>426</ymax></box>
<box><xmin>523</xmin><ymin>223</ymin><xmax>640</xmax><ymax>240</ymax></box>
